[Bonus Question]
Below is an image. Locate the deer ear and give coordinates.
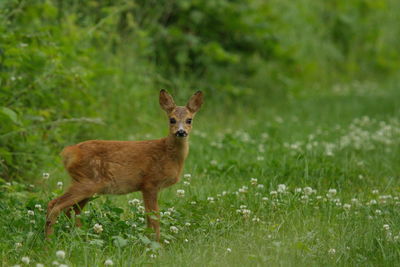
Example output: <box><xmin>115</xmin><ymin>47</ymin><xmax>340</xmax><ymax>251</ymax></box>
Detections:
<box><xmin>186</xmin><ymin>91</ymin><xmax>203</xmax><ymax>113</ymax></box>
<box><xmin>159</xmin><ymin>89</ymin><xmax>176</xmax><ymax>112</ymax></box>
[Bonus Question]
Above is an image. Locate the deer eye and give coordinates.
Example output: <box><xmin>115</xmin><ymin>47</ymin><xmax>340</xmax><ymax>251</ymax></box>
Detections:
<box><xmin>186</xmin><ymin>118</ymin><xmax>192</xmax><ymax>124</ymax></box>
<box><xmin>170</xmin><ymin>118</ymin><xmax>176</xmax><ymax>124</ymax></box>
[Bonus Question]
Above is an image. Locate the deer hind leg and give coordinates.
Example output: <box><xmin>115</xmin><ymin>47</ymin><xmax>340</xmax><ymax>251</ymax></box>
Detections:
<box><xmin>65</xmin><ymin>198</ymin><xmax>90</xmax><ymax>227</ymax></box>
<box><xmin>142</xmin><ymin>189</ymin><xmax>160</xmax><ymax>241</ymax></box>
<box><xmin>45</xmin><ymin>185</ymin><xmax>96</xmax><ymax>238</ymax></box>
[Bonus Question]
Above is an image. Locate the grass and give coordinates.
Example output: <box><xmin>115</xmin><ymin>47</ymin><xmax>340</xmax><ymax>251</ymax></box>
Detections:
<box><xmin>1</xmin><ymin>80</ymin><xmax>400</xmax><ymax>266</ymax></box>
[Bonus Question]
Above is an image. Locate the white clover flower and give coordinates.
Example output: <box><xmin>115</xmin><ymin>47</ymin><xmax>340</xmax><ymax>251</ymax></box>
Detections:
<box><xmin>37</xmin><ymin>264</ymin><xmax>44</xmax><ymax>267</ymax></box>
<box><xmin>343</xmin><ymin>204</ymin><xmax>351</xmax><ymax>210</ymax></box>
<box><xmin>27</xmin><ymin>210</ymin><xmax>34</xmax><ymax>216</ymax></box>
<box><xmin>150</xmin><ymin>254</ymin><xmax>157</xmax><ymax>258</ymax></box>
<box><xmin>277</xmin><ymin>184</ymin><xmax>287</xmax><ymax>193</ymax></box>
<box><xmin>351</xmin><ymin>198</ymin><xmax>358</xmax><ymax>204</ymax></box>
<box><xmin>21</xmin><ymin>257</ymin><xmax>30</xmax><ymax>264</ymax></box>
<box><xmin>104</xmin><ymin>259</ymin><xmax>114</xmax><ymax>266</ymax></box>
<box><xmin>252</xmin><ymin>216</ymin><xmax>260</xmax><ymax>222</ymax></box>
<box><xmin>184</xmin><ymin>173</ymin><xmax>191</xmax><ymax>179</ymax></box>
<box><xmin>375</xmin><ymin>209</ymin><xmax>382</xmax><ymax>215</ymax></box>
<box><xmin>56</xmin><ymin>250</ymin><xmax>65</xmax><ymax>259</ymax></box>
<box><xmin>316</xmin><ymin>196</ymin><xmax>322</xmax><ymax>200</ymax></box>
<box><xmin>210</xmin><ymin>160</ymin><xmax>218</xmax><ymax>166</ymax></box>
<box><xmin>59</xmin><ymin>264</ymin><xmax>68</xmax><ymax>267</ymax></box>
<box><xmin>57</xmin><ymin>181</ymin><xmax>63</xmax><ymax>188</ymax></box>
<box><xmin>190</xmin><ymin>201</ymin><xmax>197</xmax><ymax>205</ymax></box>
<box><xmin>250</xmin><ymin>178</ymin><xmax>258</xmax><ymax>185</ymax></box>
<box><xmin>303</xmin><ymin>187</ymin><xmax>313</xmax><ymax>195</ymax></box>
<box><xmin>222</xmin><ymin>191</ymin><xmax>227</xmax><ymax>196</ymax></box>
<box><xmin>238</xmin><ymin>186</ymin><xmax>248</xmax><ymax>193</ymax></box>
<box><xmin>176</xmin><ymin>189</ymin><xmax>185</xmax><ymax>198</ymax></box>
<box><xmin>183</xmin><ymin>181</ymin><xmax>190</xmax><ymax>186</ymax></box>
<box><xmin>241</xmin><ymin>209</ymin><xmax>251</xmax><ymax>218</ymax></box>
<box><xmin>327</xmin><ymin>188</ymin><xmax>337</xmax><ymax>198</ymax></box>
<box><xmin>93</xmin><ymin>223</ymin><xmax>103</xmax><ymax>233</ymax></box>
<box><xmin>138</xmin><ymin>217</ymin><xmax>145</xmax><ymax>222</ymax></box>
<box><xmin>372</xmin><ymin>189</ymin><xmax>379</xmax><ymax>195</ymax></box>
<box><xmin>369</xmin><ymin>200</ymin><xmax>377</xmax><ymax>205</ymax></box>
<box><xmin>270</xmin><ymin>191</ymin><xmax>278</xmax><ymax>196</ymax></box>
<box><xmin>184</xmin><ymin>239</ymin><xmax>189</xmax><ymax>242</ymax></box>
<box><xmin>164</xmin><ymin>239</ymin><xmax>170</xmax><ymax>244</ymax></box>
<box><xmin>226</xmin><ymin>248</ymin><xmax>232</xmax><ymax>253</ymax></box>
<box><xmin>262</xmin><ymin>197</ymin><xmax>268</xmax><ymax>201</ymax></box>
<box><xmin>15</xmin><ymin>242</ymin><xmax>22</xmax><ymax>248</ymax></box>
<box><xmin>170</xmin><ymin>226</ymin><xmax>179</xmax><ymax>233</ymax></box>
<box><xmin>295</xmin><ymin>188</ymin><xmax>302</xmax><ymax>193</ymax></box>
<box><xmin>52</xmin><ymin>261</ymin><xmax>59</xmax><ymax>266</ymax></box>
<box><xmin>240</xmin><ymin>205</ymin><xmax>247</xmax><ymax>209</ymax></box>
<box><xmin>185</xmin><ymin>222</ymin><xmax>191</xmax><ymax>227</ymax></box>
<box><xmin>257</xmin><ymin>184</ymin><xmax>264</xmax><ymax>189</ymax></box>
<box><xmin>328</xmin><ymin>248</ymin><xmax>336</xmax><ymax>255</ymax></box>
<box><xmin>207</xmin><ymin>197</ymin><xmax>215</xmax><ymax>203</ymax></box>
<box><xmin>43</xmin><ymin>172</ymin><xmax>50</xmax><ymax>179</ymax></box>
<box><xmin>128</xmin><ymin>198</ymin><xmax>141</xmax><ymax>206</ymax></box>
<box><xmin>383</xmin><ymin>224</ymin><xmax>390</xmax><ymax>231</ymax></box>
<box><xmin>34</xmin><ymin>204</ymin><xmax>42</xmax><ymax>210</ymax></box>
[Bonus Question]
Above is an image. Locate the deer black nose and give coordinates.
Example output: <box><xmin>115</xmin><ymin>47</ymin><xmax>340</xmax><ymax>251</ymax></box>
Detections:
<box><xmin>176</xmin><ymin>129</ymin><xmax>187</xmax><ymax>137</ymax></box>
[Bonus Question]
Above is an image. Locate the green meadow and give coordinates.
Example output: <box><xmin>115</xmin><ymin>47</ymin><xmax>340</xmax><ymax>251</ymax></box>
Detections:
<box><xmin>1</xmin><ymin>0</ymin><xmax>400</xmax><ymax>266</ymax></box>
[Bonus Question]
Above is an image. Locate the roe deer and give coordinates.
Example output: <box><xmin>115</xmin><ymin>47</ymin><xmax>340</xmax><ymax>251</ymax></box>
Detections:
<box><xmin>45</xmin><ymin>90</ymin><xmax>203</xmax><ymax>241</ymax></box>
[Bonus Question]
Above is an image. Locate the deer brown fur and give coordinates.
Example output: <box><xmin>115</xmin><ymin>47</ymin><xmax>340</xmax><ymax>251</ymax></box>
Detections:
<box><xmin>45</xmin><ymin>90</ymin><xmax>204</xmax><ymax>240</ymax></box>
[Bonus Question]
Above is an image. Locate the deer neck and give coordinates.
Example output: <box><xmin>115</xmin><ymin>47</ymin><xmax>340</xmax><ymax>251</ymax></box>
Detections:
<box><xmin>165</xmin><ymin>135</ymin><xmax>189</xmax><ymax>162</ymax></box>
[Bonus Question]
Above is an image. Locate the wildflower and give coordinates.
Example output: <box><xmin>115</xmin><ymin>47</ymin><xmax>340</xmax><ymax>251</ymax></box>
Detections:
<box><xmin>56</xmin><ymin>250</ymin><xmax>65</xmax><ymax>259</ymax></box>
<box><xmin>303</xmin><ymin>187</ymin><xmax>313</xmax><ymax>195</ymax></box>
<box><xmin>27</xmin><ymin>210</ymin><xmax>34</xmax><ymax>216</ymax></box>
<box><xmin>257</xmin><ymin>184</ymin><xmax>264</xmax><ymax>189</ymax></box>
<box><xmin>57</xmin><ymin>181</ymin><xmax>63</xmax><ymax>188</ymax></box>
<box><xmin>93</xmin><ymin>223</ymin><xmax>103</xmax><ymax>233</ymax></box>
<box><xmin>226</xmin><ymin>248</ymin><xmax>232</xmax><ymax>253</ymax></box>
<box><xmin>327</xmin><ymin>188</ymin><xmax>337</xmax><ymax>198</ymax></box>
<box><xmin>250</xmin><ymin>178</ymin><xmax>258</xmax><ymax>185</ymax></box>
<box><xmin>270</xmin><ymin>191</ymin><xmax>278</xmax><ymax>196</ymax></box>
<box><xmin>316</xmin><ymin>196</ymin><xmax>322</xmax><ymax>200</ymax></box>
<box><xmin>104</xmin><ymin>259</ymin><xmax>114</xmax><ymax>266</ymax></box>
<box><xmin>52</xmin><ymin>261</ymin><xmax>59</xmax><ymax>265</ymax></box>
<box><xmin>164</xmin><ymin>239</ymin><xmax>170</xmax><ymax>244</ymax></box>
<box><xmin>295</xmin><ymin>188</ymin><xmax>302</xmax><ymax>193</ymax></box>
<box><xmin>176</xmin><ymin>189</ymin><xmax>185</xmax><ymax>198</ymax></box>
<box><xmin>343</xmin><ymin>204</ymin><xmax>351</xmax><ymax>210</ymax></box>
<box><xmin>369</xmin><ymin>199</ymin><xmax>377</xmax><ymax>205</ymax></box>
<box><xmin>240</xmin><ymin>205</ymin><xmax>247</xmax><ymax>209</ymax></box>
<box><xmin>222</xmin><ymin>191</ymin><xmax>227</xmax><ymax>196</ymax></box>
<box><xmin>59</xmin><ymin>264</ymin><xmax>68</xmax><ymax>267</ymax></box>
<box><xmin>372</xmin><ymin>189</ymin><xmax>379</xmax><ymax>195</ymax></box>
<box><xmin>184</xmin><ymin>239</ymin><xmax>189</xmax><ymax>242</ymax></box>
<box><xmin>15</xmin><ymin>242</ymin><xmax>22</xmax><ymax>248</ymax></box>
<box><xmin>21</xmin><ymin>257</ymin><xmax>30</xmax><ymax>264</ymax></box>
<box><xmin>241</xmin><ymin>209</ymin><xmax>251</xmax><ymax>218</ymax></box>
<box><xmin>190</xmin><ymin>201</ymin><xmax>197</xmax><ymax>205</ymax></box>
<box><xmin>328</xmin><ymin>248</ymin><xmax>336</xmax><ymax>255</ymax></box>
<box><xmin>277</xmin><ymin>184</ymin><xmax>286</xmax><ymax>193</ymax></box>
<box><xmin>170</xmin><ymin>226</ymin><xmax>179</xmax><ymax>233</ymax></box>
<box><xmin>138</xmin><ymin>217</ymin><xmax>145</xmax><ymax>222</ymax></box>
<box><xmin>128</xmin><ymin>199</ymin><xmax>141</xmax><ymax>206</ymax></box>
<box><xmin>252</xmin><ymin>216</ymin><xmax>260</xmax><ymax>222</ymax></box>
<box><xmin>43</xmin><ymin>173</ymin><xmax>50</xmax><ymax>179</ymax></box>
<box><xmin>383</xmin><ymin>224</ymin><xmax>390</xmax><ymax>231</ymax></box>
<box><xmin>262</xmin><ymin>197</ymin><xmax>268</xmax><ymax>201</ymax></box>
<box><xmin>35</xmin><ymin>204</ymin><xmax>42</xmax><ymax>210</ymax></box>
<box><xmin>375</xmin><ymin>209</ymin><xmax>382</xmax><ymax>215</ymax></box>
<box><xmin>207</xmin><ymin>197</ymin><xmax>215</xmax><ymax>203</ymax></box>
<box><xmin>37</xmin><ymin>264</ymin><xmax>45</xmax><ymax>267</ymax></box>
<box><xmin>184</xmin><ymin>173</ymin><xmax>191</xmax><ymax>179</ymax></box>
<box><xmin>238</xmin><ymin>186</ymin><xmax>248</xmax><ymax>193</ymax></box>
<box><xmin>150</xmin><ymin>254</ymin><xmax>157</xmax><ymax>258</ymax></box>
<box><xmin>183</xmin><ymin>181</ymin><xmax>190</xmax><ymax>186</ymax></box>
<box><xmin>351</xmin><ymin>198</ymin><xmax>358</xmax><ymax>204</ymax></box>
<box><xmin>185</xmin><ymin>222</ymin><xmax>191</xmax><ymax>227</ymax></box>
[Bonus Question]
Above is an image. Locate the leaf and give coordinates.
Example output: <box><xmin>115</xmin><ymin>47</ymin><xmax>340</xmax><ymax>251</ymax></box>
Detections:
<box><xmin>0</xmin><ymin>107</ymin><xmax>19</xmax><ymax>124</ymax></box>
<box><xmin>112</xmin><ymin>236</ymin><xmax>128</xmax><ymax>248</ymax></box>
